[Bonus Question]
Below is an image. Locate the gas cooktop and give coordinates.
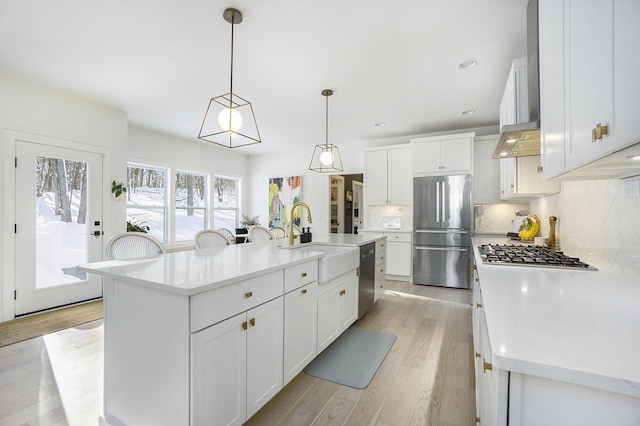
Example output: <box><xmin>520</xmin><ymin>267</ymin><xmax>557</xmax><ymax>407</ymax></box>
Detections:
<box><xmin>478</xmin><ymin>244</ymin><xmax>597</xmax><ymax>271</ymax></box>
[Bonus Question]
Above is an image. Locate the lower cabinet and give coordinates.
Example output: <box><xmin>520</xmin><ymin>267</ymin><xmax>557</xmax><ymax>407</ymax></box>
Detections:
<box><xmin>374</xmin><ymin>238</ymin><xmax>386</xmax><ymax>301</ymax></box>
<box><xmin>283</xmin><ymin>281</ymin><xmax>318</xmax><ymax>385</ymax></box>
<box><xmin>317</xmin><ymin>272</ymin><xmax>358</xmax><ymax>352</ymax></box>
<box><xmin>473</xmin><ymin>267</ymin><xmax>640</xmax><ymax>425</ymax></box>
<box><xmin>385</xmin><ymin>232</ymin><xmax>411</xmax><ymax>277</ymax></box>
<box><xmin>191</xmin><ymin>297</ymin><xmax>284</xmax><ymax>425</ymax></box>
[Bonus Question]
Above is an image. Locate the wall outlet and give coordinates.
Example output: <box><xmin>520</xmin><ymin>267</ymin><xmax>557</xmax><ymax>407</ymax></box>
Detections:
<box><xmin>623</xmin><ymin>178</ymin><xmax>640</xmax><ymax>199</ymax></box>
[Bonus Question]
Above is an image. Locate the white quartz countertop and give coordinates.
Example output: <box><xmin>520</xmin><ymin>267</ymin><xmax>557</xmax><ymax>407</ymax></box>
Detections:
<box><xmin>78</xmin><ymin>233</ymin><xmax>385</xmax><ymax>296</ymax></box>
<box><xmin>472</xmin><ymin>236</ymin><xmax>640</xmax><ymax>398</ymax></box>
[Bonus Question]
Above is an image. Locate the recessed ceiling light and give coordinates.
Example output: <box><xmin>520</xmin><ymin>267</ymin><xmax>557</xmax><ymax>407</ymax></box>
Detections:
<box><xmin>374</xmin><ymin>122</ymin><xmax>386</xmax><ymax>127</ymax></box>
<box><xmin>499</xmin><ymin>151</ymin><xmax>509</xmax><ymax>157</ymax></box>
<box><xmin>506</xmin><ymin>137</ymin><xmax>518</xmax><ymax>144</ymax></box>
<box><xmin>459</xmin><ymin>60</ymin><xmax>478</xmax><ymax>69</ymax></box>
<box><xmin>629</xmin><ymin>155</ymin><xmax>640</xmax><ymax>161</ymax></box>
<box><xmin>462</xmin><ymin>109</ymin><xmax>475</xmax><ymax>115</ymax></box>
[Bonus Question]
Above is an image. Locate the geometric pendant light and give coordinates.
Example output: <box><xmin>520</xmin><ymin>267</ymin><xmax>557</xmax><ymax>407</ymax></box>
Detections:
<box><xmin>198</xmin><ymin>8</ymin><xmax>261</xmax><ymax>148</ymax></box>
<box><xmin>309</xmin><ymin>89</ymin><xmax>343</xmax><ymax>172</ymax></box>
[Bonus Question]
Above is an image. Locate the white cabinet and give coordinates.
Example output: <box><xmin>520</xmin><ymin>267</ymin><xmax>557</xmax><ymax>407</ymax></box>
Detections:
<box><xmin>317</xmin><ymin>271</ymin><xmax>358</xmax><ymax>352</ymax></box>
<box><xmin>500</xmin><ymin>155</ymin><xmax>559</xmax><ymax>200</ymax></box>
<box><xmin>411</xmin><ymin>133</ymin><xmax>474</xmax><ymax>176</ymax></box>
<box><xmin>540</xmin><ymin>0</ymin><xmax>640</xmax><ymax>179</ymax></box>
<box><xmin>283</xmin><ymin>281</ymin><xmax>318</xmax><ymax>385</ymax></box>
<box><xmin>384</xmin><ymin>232</ymin><xmax>411</xmax><ymax>277</ymax></box>
<box><xmin>374</xmin><ymin>238</ymin><xmax>386</xmax><ymax>301</ymax></box>
<box><xmin>364</xmin><ymin>145</ymin><xmax>412</xmax><ymax>205</ymax></box>
<box><xmin>499</xmin><ymin>57</ymin><xmax>529</xmax><ymax>132</ymax></box>
<box><xmin>473</xmin><ymin>136</ymin><xmax>502</xmax><ymax>204</ymax></box>
<box><xmin>191</xmin><ymin>297</ymin><xmax>284</xmax><ymax>425</ymax></box>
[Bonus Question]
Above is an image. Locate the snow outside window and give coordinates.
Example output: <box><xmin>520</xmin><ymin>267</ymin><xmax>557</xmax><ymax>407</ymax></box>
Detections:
<box><xmin>127</xmin><ymin>164</ymin><xmax>167</xmax><ymax>243</ymax></box>
<box><xmin>175</xmin><ymin>171</ymin><xmax>207</xmax><ymax>242</ymax></box>
<box><xmin>213</xmin><ymin>176</ymin><xmax>239</xmax><ymax>231</ymax></box>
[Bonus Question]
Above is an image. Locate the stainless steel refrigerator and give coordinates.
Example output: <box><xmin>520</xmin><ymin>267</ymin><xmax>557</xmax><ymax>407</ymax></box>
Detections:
<box><xmin>413</xmin><ymin>175</ymin><xmax>471</xmax><ymax>288</ymax></box>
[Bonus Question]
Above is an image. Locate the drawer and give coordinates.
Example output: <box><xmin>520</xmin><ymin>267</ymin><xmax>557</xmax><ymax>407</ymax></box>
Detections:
<box><xmin>190</xmin><ymin>270</ymin><xmax>284</xmax><ymax>332</ymax></box>
<box><xmin>384</xmin><ymin>232</ymin><xmax>411</xmax><ymax>243</ymax></box>
<box><xmin>375</xmin><ymin>249</ymin><xmax>386</xmax><ymax>267</ymax></box>
<box><xmin>284</xmin><ymin>260</ymin><xmax>318</xmax><ymax>293</ymax></box>
<box><xmin>375</xmin><ymin>238</ymin><xmax>386</xmax><ymax>253</ymax></box>
<box><xmin>375</xmin><ymin>262</ymin><xmax>386</xmax><ymax>279</ymax></box>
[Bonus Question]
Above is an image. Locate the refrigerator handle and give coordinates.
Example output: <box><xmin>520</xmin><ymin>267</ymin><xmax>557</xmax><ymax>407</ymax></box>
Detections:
<box><xmin>436</xmin><ymin>181</ymin><xmax>440</xmax><ymax>223</ymax></box>
<box><xmin>441</xmin><ymin>180</ymin><xmax>446</xmax><ymax>224</ymax></box>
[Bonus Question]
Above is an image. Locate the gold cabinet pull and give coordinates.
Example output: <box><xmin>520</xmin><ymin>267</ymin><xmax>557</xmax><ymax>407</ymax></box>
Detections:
<box><xmin>242</xmin><ymin>321</ymin><xmax>248</xmax><ymax>330</ymax></box>
<box><xmin>476</xmin><ymin>416</ymin><xmax>481</xmax><ymax>423</ymax></box>
<box><xmin>250</xmin><ymin>318</ymin><xmax>255</xmax><ymax>327</ymax></box>
<box><xmin>475</xmin><ymin>352</ymin><xmax>481</xmax><ymax>358</ymax></box>
<box><xmin>340</xmin><ymin>290</ymin><xmax>346</xmax><ymax>296</ymax></box>
<box><xmin>476</xmin><ymin>303</ymin><xmax>483</xmax><ymax>308</ymax></box>
<box><xmin>301</xmin><ymin>272</ymin><xmax>307</xmax><ymax>277</ymax></box>
<box><xmin>483</xmin><ymin>360</ymin><xmax>492</xmax><ymax>373</ymax></box>
<box><xmin>245</xmin><ymin>291</ymin><xmax>253</xmax><ymax>298</ymax></box>
<box><xmin>592</xmin><ymin>123</ymin><xmax>609</xmax><ymax>142</ymax></box>
<box><xmin>301</xmin><ymin>289</ymin><xmax>307</xmax><ymax>294</ymax></box>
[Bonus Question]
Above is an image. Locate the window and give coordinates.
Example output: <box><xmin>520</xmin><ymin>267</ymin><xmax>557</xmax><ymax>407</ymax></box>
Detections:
<box><xmin>127</xmin><ymin>164</ymin><xmax>167</xmax><ymax>243</ymax></box>
<box><xmin>175</xmin><ymin>171</ymin><xmax>207</xmax><ymax>242</ymax></box>
<box><xmin>213</xmin><ymin>176</ymin><xmax>239</xmax><ymax>231</ymax></box>
<box><xmin>126</xmin><ymin>163</ymin><xmax>241</xmax><ymax>245</ymax></box>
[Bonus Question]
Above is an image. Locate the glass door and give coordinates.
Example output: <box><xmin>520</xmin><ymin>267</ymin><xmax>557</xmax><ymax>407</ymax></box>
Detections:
<box><xmin>14</xmin><ymin>141</ymin><xmax>103</xmax><ymax>315</ymax></box>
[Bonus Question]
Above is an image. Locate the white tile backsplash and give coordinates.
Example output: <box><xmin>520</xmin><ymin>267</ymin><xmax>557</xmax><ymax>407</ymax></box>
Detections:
<box><xmin>531</xmin><ymin>179</ymin><xmax>640</xmax><ymax>276</ymax></box>
<box><xmin>366</xmin><ymin>205</ymin><xmax>412</xmax><ymax>231</ymax></box>
<box><xmin>474</xmin><ymin>203</ymin><xmax>529</xmax><ymax>234</ymax></box>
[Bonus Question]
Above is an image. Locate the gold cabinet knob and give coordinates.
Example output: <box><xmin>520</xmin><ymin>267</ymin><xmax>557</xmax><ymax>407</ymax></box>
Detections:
<box><xmin>475</xmin><ymin>352</ymin><xmax>481</xmax><ymax>358</ymax></box>
<box><xmin>340</xmin><ymin>289</ymin><xmax>346</xmax><ymax>296</ymax></box>
<box><xmin>537</xmin><ymin>165</ymin><xmax>543</xmax><ymax>174</ymax></box>
<box><xmin>483</xmin><ymin>360</ymin><xmax>492</xmax><ymax>373</ymax></box>
<box><xmin>301</xmin><ymin>272</ymin><xmax>307</xmax><ymax>278</ymax></box>
<box><xmin>250</xmin><ymin>318</ymin><xmax>255</xmax><ymax>327</ymax></box>
<box><xmin>301</xmin><ymin>289</ymin><xmax>307</xmax><ymax>294</ymax></box>
<box><xmin>476</xmin><ymin>303</ymin><xmax>483</xmax><ymax>308</ymax></box>
<box><xmin>242</xmin><ymin>321</ymin><xmax>248</xmax><ymax>330</ymax></box>
<box><xmin>245</xmin><ymin>291</ymin><xmax>253</xmax><ymax>298</ymax></box>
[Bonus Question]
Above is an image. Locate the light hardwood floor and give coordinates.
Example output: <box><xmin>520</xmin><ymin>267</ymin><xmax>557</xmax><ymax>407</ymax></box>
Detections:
<box><xmin>0</xmin><ymin>281</ymin><xmax>475</xmax><ymax>426</ymax></box>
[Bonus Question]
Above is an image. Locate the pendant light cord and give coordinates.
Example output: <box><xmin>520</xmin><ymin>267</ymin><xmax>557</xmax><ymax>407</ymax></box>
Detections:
<box><xmin>229</xmin><ymin>13</ymin><xmax>235</xmax><ymax>104</ymax></box>
<box><xmin>325</xmin><ymin>93</ymin><xmax>329</xmax><ymax>148</ymax></box>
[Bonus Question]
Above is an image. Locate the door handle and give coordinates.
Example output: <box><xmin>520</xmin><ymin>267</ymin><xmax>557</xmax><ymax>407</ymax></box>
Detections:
<box><xmin>436</xmin><ymin>181</ymin><xmax>441</xmax><ymax>223</ymax></box>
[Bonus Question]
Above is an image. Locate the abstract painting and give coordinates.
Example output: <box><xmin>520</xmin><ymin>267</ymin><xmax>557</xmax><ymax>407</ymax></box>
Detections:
<box><xmin>268</xmin><ymin>176</ymin><xmax>302</xmax><ymax>228</ymax></box>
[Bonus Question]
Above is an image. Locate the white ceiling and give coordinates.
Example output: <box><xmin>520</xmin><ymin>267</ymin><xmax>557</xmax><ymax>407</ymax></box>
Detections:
<box><xmin>0</xmin><ymin>0</ymin><xmax>528</xmax><ymax>155</ymax></box>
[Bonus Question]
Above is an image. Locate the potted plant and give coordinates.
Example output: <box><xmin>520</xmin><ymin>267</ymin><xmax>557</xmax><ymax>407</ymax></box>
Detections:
<box><xmin>237</xmin><ymin>214</ymin><xmax>260</xmax><ymax>235</ymax></box>
<box><xmin>111</xmin><ymin>181</ymin><xmax>127</xmax><ymax>200</ymax></box>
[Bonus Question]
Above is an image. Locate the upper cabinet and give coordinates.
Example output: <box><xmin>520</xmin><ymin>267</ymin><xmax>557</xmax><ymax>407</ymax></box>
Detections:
<box><xmin>473</xmin><ymin>136</ymin><xmax>502</xmax><ymax>204</ymax></box>
<box><xmin>500</xmin><ymin>156</ymin><xmax>559</xmax><ymax>200</ymax></box>
<box><xmin>499</xmin><ymin>57</ymin><xmax>529</xmax><ymax>131</ymax></box>
<box><xmin>411</xmin><ymin>132</ymin><xmax>474</xmax><ymax>176</ymax></box>
<box><xmin>540</xmin><ymin>0</ymin><xmax>640</xmax><ymax>179</ymax></box>
<box><xmin>364</xmin><ymin>145</ymin><xmax>412</xmax><ymax>206</ymax></box>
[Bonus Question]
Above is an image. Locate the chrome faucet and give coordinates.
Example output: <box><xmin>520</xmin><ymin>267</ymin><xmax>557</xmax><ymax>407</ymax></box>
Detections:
<box><xmin>288</xmin><ymin>202</ymin><xmax>312</xmax><ymax>246</ymax></box>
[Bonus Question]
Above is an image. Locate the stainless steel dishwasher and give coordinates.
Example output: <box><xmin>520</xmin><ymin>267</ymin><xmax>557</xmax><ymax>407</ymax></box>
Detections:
<box><xmin>358</xmin><ymin>242</ymin><xmax>376</xmax><ymax>319</ymax></box>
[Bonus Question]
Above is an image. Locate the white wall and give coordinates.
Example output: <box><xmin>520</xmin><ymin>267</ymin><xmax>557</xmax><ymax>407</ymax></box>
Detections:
<box><xmin>531</xmin><ymin>179</ymin><xmax>640</xmax><ymax>276</ymax></box>
<box><xmin>247</xmin><ymin>140</ymin><xmax>368</xmax><ymax>237</ymax></box>
<box><xmin>0</xmin><ymin>73</ymin><xmax>128</xmax><ymax>321</ymax></box>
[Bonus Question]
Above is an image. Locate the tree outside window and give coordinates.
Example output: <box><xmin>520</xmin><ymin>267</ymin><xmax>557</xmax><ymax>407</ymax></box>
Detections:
<box><xmin>213</xmin><ymin>176</ymin><xmax>239</xmax><ymax>231</ymax></box>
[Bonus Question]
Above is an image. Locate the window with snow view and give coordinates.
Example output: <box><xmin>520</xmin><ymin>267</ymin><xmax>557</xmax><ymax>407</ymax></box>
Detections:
<box><xmin>175</xmin><ymin>170</ymin><xmax>207</xmax><ymax>242</ymax></box>
<box><xmin>213</xmin><ymin>176</ymin><xmax>239</xmax><ymax>232</ymax></box>
<box><xmin>127</xmin><ymin>164</ymin><xmax>167</xmax><ymax>243</ymax></box>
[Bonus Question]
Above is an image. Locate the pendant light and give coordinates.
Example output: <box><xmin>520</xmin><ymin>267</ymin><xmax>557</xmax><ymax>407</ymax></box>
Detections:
<box><xmin>309</xmin><ymin>89</ymin><xmax>343</xmax><ymax>173</ymax></box>
<box><xmin>198</xmin><ymin>8</ymin><xmax>261</xmax><ymax>148</ymax></box>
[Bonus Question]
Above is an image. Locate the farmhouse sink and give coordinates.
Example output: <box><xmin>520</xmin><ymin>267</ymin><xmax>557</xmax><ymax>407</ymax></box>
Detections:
<box><xmin>286</xmin><ymin>244</ymin><xmax>359</xmax><ymax>284</ymax></box>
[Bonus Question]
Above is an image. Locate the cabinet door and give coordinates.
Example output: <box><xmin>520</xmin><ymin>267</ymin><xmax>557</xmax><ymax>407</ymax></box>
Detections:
<box><xmin>246</xmin><ymin>297</ymin><xmax>284</xmax><ymax>418</ymax></box>
<box><xmin>565</xmin><ymin>0</ymin><xmax>614</xmax><ymax>170</ymax></box>
<box><xmin>317</xmin><ymin>287</ymin><xmax>341</xmax><ymax>352</ymax></box>
<box><xmin>413</xmin><ymin>139</ymin><xmax>443</xmax><ymax>174</ymax></box>
<box><xmin>442</xmin><ymin>137</ymin><xmax>472</xmax><ymax>173</ymax></box>
<box><xmin>191</xmin><ymin>313</ymin><xmax>247</xmax><ymax>426</ymax></box>
<box><xmin>386</xmin><ymin>241</ymin><xmax>411</xmax><ymax>276</ymax></box>
<box><xmin>339</xmin><ymin>276</ymin><xmax>359</xmax><ymax>330</ymax></box>
<box><xmin>387</xmin><ymin>147</ymin><xmax>412</xmax><ymax>204</ymax></box>
<box><xmin>539</xmin><ymin>0</ymin><xmax>566</xmax><ymax>179</ymax></box>
<box><xmin>500</xmin><ymin>157</ymin><xmax>516</xmax><ymax>200</ymax></box>
<box><xmin>472</xmin><ymin>137</ymin><xmax>502</xmax><ymax>204</ymax></box>
<box><xmin>364</xmin><ymin>150</ymin><xmax>389</xmax><ymax>205</ymax></box>
<box><xmin>284</xmin><ymin>283</ymin><xmax>318</xmax><ymax>385</ymax></box>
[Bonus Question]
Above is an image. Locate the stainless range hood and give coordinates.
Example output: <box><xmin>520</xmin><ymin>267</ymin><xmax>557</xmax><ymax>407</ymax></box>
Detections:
<box><xmin>493</xmin><ymin>0</ymin><xmax>540</xmax><ymax>159</ymax></box>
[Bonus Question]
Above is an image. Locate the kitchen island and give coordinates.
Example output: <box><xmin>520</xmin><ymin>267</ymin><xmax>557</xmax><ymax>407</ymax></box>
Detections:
<box><xmin>78</xmin><ymin>234</ymin><xmax>385</xmax><ymax>426</ymax></box>
<box><xmin>472</xmin><ymin>236</ymin><xmax>640</xmax><ymax>425</ymax></box>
